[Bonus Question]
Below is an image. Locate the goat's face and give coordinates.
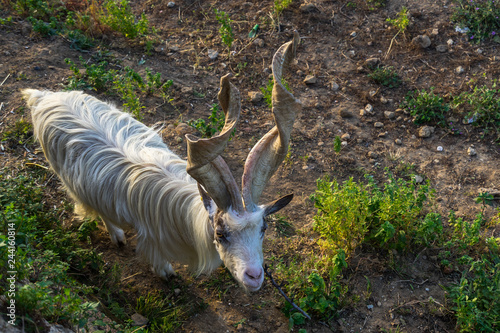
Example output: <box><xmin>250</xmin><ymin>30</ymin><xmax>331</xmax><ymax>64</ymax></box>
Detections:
<box><xmin>203</xmin><ymin>192</ymin><xmax>293</xmax><ymax>292</ymax></box>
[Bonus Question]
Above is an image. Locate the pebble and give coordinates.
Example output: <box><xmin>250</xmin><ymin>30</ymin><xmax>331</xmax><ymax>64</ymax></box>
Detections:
<box><xmin>350</xmin><ymin>31</ymin><xmax>357</xmax><ymax>38</ymax></box>
<box><xmin>374</xmin><ymin>122</ymin><xmax>384</xmax><ymax>128</ymax></box>
<box><xmin>131</xmin><ymin>313</ymin><xmax>149</xmax><ymax>326</ymax></box>
<box><xmin>467</xmin><ymin>147</ymin><xmax>477</xmax><ymax>156</ymax></box>
<box><xmin>341</xmin><ymin>141</ymin><xmax>348</xmax><ymax>146</ymax></box>
<box><xmin>207</xmin><ymin>49</ymin><xmax>218</xmax><ymax>60</ymax></box>
<box><xmin>384</xmin><ymin>111</ymin><xmax>396</xmax><ymax>119</ymax></box>
<box><xmin>167</xmin><ymin>1</ymin><xmax>175</xmax><ymax>7</ymax></box>
<box><xmin>330</xmin><ymin>82</ymin><xmax>340</xmax><ymax>91</ymax></box>
<box><xmin>414</xmin><ymin>175</ymin><xmax>424</xmax><ymax>183</ymax></box>
<box><xmin>365</xmin><ymin>57</ymin><xmax>380</xmax><ymax>68</ymax></box>
<box><xmin>365</xmin><ymin>104</ymin><xmax>374</xmax><ymax>113</ymax></box>
<box><xmin>248</xmin><ymin>91</ymin><xmax>263</xmax><ymax>103</ymax></box>
<box><xmin>303</xmin><ymin>75</ymin><xmax>317</xmax><ymax>85</ymax></box>
<box><xmin>300</xmin><ymin>3</ymin><xmax>317</xmax><ymax>12</ymax></box>
<box><xmin>447</xmin><ymin>38</ymin><xmax>454</xmax><ymax>46</ymax></box>
<box><xmin>253</xmin><ymin>38</ymin><xmax>265</xmax><ymax>47</ymax></box>
<box><xmin>378</xmin><ymin>132</ymin><xmax>387</xmax><ymax>137</ymax></box>
<box><xmin>437</xmin><ymin>146</ymin><xmax>443</xmax><ymax>152</ymax></box>
<box><xmin>436</xmin><ymin>44</ymin><xmax>447</xmax><ymax>53</ymax></box>
<box><xmin>395</xmin><ymin>138</ymin><xmax>402</xmax><ymax>145</ymax></box>
<box><xmin>377</xmin><ymin>301</ymin><xmax>382</xmax><ymax>307</ymax></box>
<box><xmin>174</xmin><ymin>288</ymin><xmax>181</xmax><ymax>296</ymax></box>
<box><xmin>367</xmin><ymin>304</ymin><xmax>374</xmax><ymax>310</ymax></box>
<box><xmin>368</xmin><ymin>151</ymin><xmax>378</xmax><ymax>159</ymax></box>
<box><xmin>341</xmin><ymin>133</ymin><xmax>350</xmax><ymax>140</ymax></box>
<box><xmin>418</xmin><ymin>126</ymin><xmax>434</xmax><ymax>138</ymax></box>
<box><xmin>339</xmin><ymin>108</ymin><xmax>353</xmax><ymax>118</ymax></box>
<box><xmin>412</xmin><ymin>35</ymin><xmax>431</xmax><ymax>48</ymax></box>
<box><xmin>455</xmin><ymin>66</ymin><xmax>464</xmax><ymax>74</ymax></box>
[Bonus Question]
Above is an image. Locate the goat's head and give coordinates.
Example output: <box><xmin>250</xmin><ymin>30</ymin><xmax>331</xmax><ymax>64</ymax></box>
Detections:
<box><xmin>186</xmin><ymin>32</ymin><xmax>300</xmax><ymax>292</ymax></box>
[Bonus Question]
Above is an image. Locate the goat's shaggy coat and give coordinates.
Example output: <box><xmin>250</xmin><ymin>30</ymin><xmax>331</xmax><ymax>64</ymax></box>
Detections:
<box><xmin>23</xmin><ymin>89</ymin><xmax>221</xmax><ymax>276</ymax></box>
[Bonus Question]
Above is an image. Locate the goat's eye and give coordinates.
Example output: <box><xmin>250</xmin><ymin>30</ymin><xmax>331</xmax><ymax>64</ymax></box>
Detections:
<box><xmin>215</xmin><ymin>230</ymin><xmax>228</xmax><ymax>242</ymax></box>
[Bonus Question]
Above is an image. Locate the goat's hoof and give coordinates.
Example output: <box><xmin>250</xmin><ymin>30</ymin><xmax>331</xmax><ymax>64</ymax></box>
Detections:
<box><xmin>153</xmin><ymin>263</ymin><xmax>176</xmax><ymax>279</ymax></box>
<box><xmin>110</xmin><ymin>229</ymin><xmax>127</xmax><ymax>247</ymax></box>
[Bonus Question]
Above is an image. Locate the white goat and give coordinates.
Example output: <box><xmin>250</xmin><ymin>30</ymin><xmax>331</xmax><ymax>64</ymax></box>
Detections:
<box><xmin>23</xmin><ymin>32</ymin><xmax>300</xmax><ymax>292</ymax></box>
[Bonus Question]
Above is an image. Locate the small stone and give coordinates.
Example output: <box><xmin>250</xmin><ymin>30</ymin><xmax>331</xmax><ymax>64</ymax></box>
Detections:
<box><xmin>180</xmin><ymin>86</ymin><xmax>193</xmax><ymax>94</ymax></box>
<box><xmin>348</xmin><ymin>50</ymin><xmax>356</xmax><ymax>57</ymax></box>
<box><xmin>377</xmin><ymin>301</ymin><xmax>382</xmax><ymax>307</ymax></box>
<box><xmin>176</xmin><ymin>136</ymin><xmax>183</xmax><ymax>143</ymax></box>
<box><xmin>431</xmin><ymin>28</ymin><xmax>439</xmax><ymax>36</ymax></box>
<box><xmin>467</xmin><ymin>147</ymin><xmax>477</xmax><ymax>156</ymax></box>
<box><xmin>414</xmin><ymin>175</ymin><xmax>424</xmax><ymax>183</ymax></box>
<box><xmin>341</xmin><ymin>133</ymin><xmax>350</xmax><ymax>140</ymax></box>
<box><xmin>476</xmin><ymin>48</ymin><xmax>483</xmax><ymax>54</ymax></box>
<box><xmin>365</xmin><ymin>104</ymin><xmax>373</xmax><ymax>113</ymax></box>
<box><xmin>350</xmin><ymin>31</ymin><xmax>357</xmax><ymax>37</ymax></box>
<box><xmin>330</xmin><ymin>82</ymin><xmax>340</xmax><ymax>91</ymax></box>
<box><xmin>395</xmin><ymin>138</ymin><xmax>402</xmax><ymax>145</ymax></box>
<box><xmin>341</xmin><ymin>141</ymin><xmax>348</xmax><ymax>146</ymax></box>
<box><xmin>131</xmin><ymin>313</ymin><xmax>149</xmax><ymax>326</ymax></box>
<box><xmin>339</xmin><ymin>108</ymin><xmax>353</xmax><ymax>118</ymax></box>
<box><xmin>368</xmin><ymin>151</ymin><xmax>378</xmax><ymax>159</ymax></box>
<box><xmin>174</xmin><ymin>288</ymin><xmax>181</xmax><ymax>296</ymax></box>
<box><xmin>248</xmin><ymin>91</ymin><xmax>263</xmax><ymax>103</ymax></box>
<box><xmin>302</xmin><ymin>165</ymin><xmax>309</xmax><ymax>170</ymax></box>
<box><xmin>384</xmin><ymin>111</ymin><xmax>396</xmax><ymax>119</ymax></box>
<box><xmin>369</xmin><ymin>90</ymin><xmax>377</xmax><ymax>97</ymax></box>
<box><xmin>360</xmin><ymin>109</ymin><xmax>368</xmax><ymax>116</ymax></box>
<box><xmin>300</xmin><ymin>3</ymin><xmax>317</xmax><ymax>12</ymax></box>
<box><xmin>380</xmin><ymin>96</ymin><xmax>388</xmax><ymax>104</ymax></box>
<box><xmin>436</xmin><ymin>44</ymin><xmax>447</xmax><ymax>53</ymax></box>
<box><xmin>412</xmin><ymin>35</ymin><xmax>431</xmax><ymax>48</ymax></box>
<box><xmin>378</xmin><ymin>132</ymin><xmax>387</xmax><ymax>137</ymax></box>
<box><xmin>175</xmin><ymin>123</ymin><xmax>191</xmax><ymax>136</ymax></box>
<box><xmin>318</xmin><ymin>141</ymin><xmax>324</xmax><ymax>146</ymax></box>
<box><xmin>447</xmin><ymin>38</ymin><xmax>454</xmax><ymax>46</ymax></box>
<box><xmin>437</xmin><ymin>146</ymin><xmax>443</xmax><ymax>152</ymax></box>
<box><xmin>374</xmin><ymin>122</ymin><xmax>384</xmax><ymax>128</ymax></box>
<box><xmin>207</xmin><ymin>49</ymin><xmax>218</xmax><ymax>60</ymax></box>
<box><xmin>455</xmin><ymin>66</ymin><xmax>465</xmax><ymax>74</ymax></box>
<box><xmin>365</xmin><ymin>57</ymin><xmax>380</xmax><ymax>68</ymax></box>
<box><xmin>367</xmin><ymin>304</ymin><xmax>374</xmax><ymax>310</ymax></box>
<box><xmin>303</xmin><ymin>75</ymin><xmax>317</xmax><ymax>85</ymax></box>
<box><xmin>167</xmin><ymin>1</ymin><xmax>175</xmax><ymax>7</ymax></box>
<box><xmin>418</xmin><ymin>126</ymin><xmax>435</xmax><ymax>138</ymax></box>
<box><xmin>253</xmin><ymin>38</ymin><xmax>265</xmax><ymax>47</ymax></box>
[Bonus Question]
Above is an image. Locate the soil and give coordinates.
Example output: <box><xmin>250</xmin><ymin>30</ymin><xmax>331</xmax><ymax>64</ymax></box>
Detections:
<box><xmin>1</xmin><ymin>0</ymin><xmax>499</xmax><ymax>332</ymax></box>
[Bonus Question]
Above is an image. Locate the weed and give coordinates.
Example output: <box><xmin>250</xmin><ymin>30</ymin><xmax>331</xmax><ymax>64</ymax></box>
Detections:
<box><xmin>100</xmin><ymin>0</ymin><xmax>151</xmax><ymax>39</ymax></box>
<box><xmin>268</xmin><ymin>214</ymin><xmax>294</xmax><ymax>237</ymax></box>
<box><xmin>386</xmin><ymin>6</ymin><xmax>409</xmax><ymax>34</ymax></box>
<box><xmin>214</xmin><ymin>9</ymin><xmax>234</xmax><ymax>54</ymax></box>
<box><xmin>273</xmin><ymin>0</ymin><xmax>293</xmax><ymax>30</ymax></box>
<box><xmin>451</xmin><ymin>0</ymin><xmax>500</xmax><ymax>43</ymax></box>
<box><xmin>400</xmin><ymin>88</ymin><xmax>450</xmax><ymax>126</ymax></box>
<box><xmin>368</xmin><ymin>66</ymin><xmax>401</xmax><ymax>88</ymax></box>
<box><xmin>260</xmin><ymin>77</ymin><xmax>290</xmax><ymax>108</ymax></box>
<box><xmin>0</xmin><ymin>16</ymin><xmax>13</xmax><ymax>25</ymax></box>
<box><xmin>188</xmin><ymin>103</ymin><xmax>234</xmax><ymax>139</ymax></box>
<box><xmin>452</xmin><ymin>79</ymin><xmax>500</xmax><ymax>138</ymax></box>
<box><xmin>365</xmin><ymin>0</ymin><xmax>386</xmax><ymax>10</ymax></box>
<box><xmin>135</xmin><ymin>291</ymin><xmax>184</xmax><ymax>331</ymax></box>
<box><xmin>2</xmin><ymin>118</ymin><xmax>33</xmax><ymax>145</ymax></box>
<box><xmin>334</xmin><ymin>135</ymin><xmax>342</xmax><ymax>153</ymax></box>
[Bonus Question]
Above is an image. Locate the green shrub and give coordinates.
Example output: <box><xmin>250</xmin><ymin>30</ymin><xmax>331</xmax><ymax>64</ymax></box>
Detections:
<box><xmin>1</xmin><ymin>118</ymin><xmax>33</xmax><ymax>145</ymax></box>
<box><xmin>100</xmin><ymin>0</ymin><xmax>151</xmax><ymax>39</ymax></box>
<box><xmin>368</xmin><ymin>66</ymin><xmax>401</xmax><ymax>88</ymax></box>
<box><xmin>214</xmin><ymin>9</ymin><xmax>234</xmax><ymax>52</ymax></box>
<box><xmin>451</xmin><ymin>0</ymin><xmax>500</xmax><ymax>43</ymax></box>
<box><xmin>188</xmin><ymin>103</ymin><xmax>234</xmax><ymax>139</ymax></box>
<box><xmin>260</xmin><ymin>77</ymin><xmax>291</xmax><ymax>108</ymax></box>
<box><xmin>400</xmin><ymin>88</ymin><xmax>450</xmax><ymax>126</ymax></box>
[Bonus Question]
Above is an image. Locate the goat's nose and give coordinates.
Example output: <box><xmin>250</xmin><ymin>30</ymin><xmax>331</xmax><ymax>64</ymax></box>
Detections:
<box><xmin>244</xmin><ymin>267</ymin><xmax>263</xmax><ymax>281</ymax></box>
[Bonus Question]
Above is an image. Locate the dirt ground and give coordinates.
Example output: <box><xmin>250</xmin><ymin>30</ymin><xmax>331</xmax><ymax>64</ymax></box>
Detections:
<box><xmin>1</xmin><ymin>0</ymin><xmax>499</xmax><ymax>332</ymax></box>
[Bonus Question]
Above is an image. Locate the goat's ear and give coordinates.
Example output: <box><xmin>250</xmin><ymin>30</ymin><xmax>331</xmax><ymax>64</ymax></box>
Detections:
<box><xmin>198</xmin><ymin>183</ymin><xmax>217</xmax><ymax>219</ymax></box>
<box><xmin>264</xmin><ymin>193</ymin><xmax>294</xmax><ymax>217</ymax></box>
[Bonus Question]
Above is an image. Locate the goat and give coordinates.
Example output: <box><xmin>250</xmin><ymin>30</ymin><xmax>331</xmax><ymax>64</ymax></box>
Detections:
<box><xmin>22</xmin><ymin>32</ymin><xmax>301</xmax><ymax>292</ymax></box>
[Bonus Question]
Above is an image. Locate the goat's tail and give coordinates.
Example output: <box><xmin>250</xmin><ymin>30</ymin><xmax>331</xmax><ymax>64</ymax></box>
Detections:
<box><xmin>22</xmin><ymin>89</ymin><xmax>52</xmax><ymax>108</ymax></box>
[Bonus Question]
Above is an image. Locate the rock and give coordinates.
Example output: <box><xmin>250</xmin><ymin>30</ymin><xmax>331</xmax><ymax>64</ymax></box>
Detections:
<box><xmin>467</xmin><ymin>147</ymin><xmax>476</xmax><ymax>156</ymax></box>
<box><xmin>350</xmin><ymin>31</ymin><xmax>357</xmax><ymax>37</ymax></box>
<box><xmin>380</xmin><ymin>96</ymin><xmax>389</xmax><ymax>104</ymax></box>
<box><xmin>412</xmin><ymin>35</ymin><xmax>431</xmax><ymax>48</ymax></box>
<box><xmin>330</xmin><ymin>81</ymin><xmax>340</xmax><ymax>91</ymax></box>
<box><xmin>395</xmin><ymin>138</ymin><xmax>402</xmax><ymax>145</ymax></box>
<box><xmin>447</xmin><ymin>39</ymin><xmax>454</xmax><ymax>46</ymax></box>
<box><xmin>436</xmin><ymin>44</ymin><xmax>447</xmax><ymax>53</ymax></box>
<box><xmin>253</xmin><ymin>38</ymin><xmax>265</xmax><ymax>47</ymax></box>
<box><xmin>341</xmin><ymin>141</ymin><xmax>348</xmax><ymax>146</ymax></box>
<box><xmin>207</xmin><ymin>49</ymin><xmax>218</xmax><ymax>60</ymax></box>
<box><xmin>431</xmin><ymin>28</ymin><xmax>439</xmax><ymax>36</ymax></box>
<box><xmin>339</xmin><ymin>108</ymin><xmax>353</xmax><ymax>118</ymax></box>
<box><xmin>365</xmin><ymin>104</ymin><xmax>374</xmax><ymax>113</ymax></box>
<box><xmin>131</xmin><ymin>313</ymin><xmax>149</xmax><ymax>326</ymax></box>
<box><xmin>384</xmin><ymin>111</ymin><xmax>396</xmax><ymax>119</ymax></box>
<box><xmin>374</xmin><ymin>122</ymin><xmax>384</xmax><ymax>128</ymax></box>
<box><xmin>418</xmin><ymin>126</ymin><xmax>434</xmax><ymax>138</ymax></box>
<box><xmin>48</xmin><ymin>325</ymin><xmax>74</xmax><ymax>333</ymax></box>
<box><xmin>1</xmin><ymin>316</ymin><xmax>23</xmax><ymax>333</ymax></box>
<box><xmin>455</xmin><ymin>66</ymin><xmax>464</xmax><ymax>74</ymax></box>
<box><xmin>180</xmin><ymin>86</ymin><xmax>193</xmax><ymax>94</ymax></box>
<box><xmin>300</xmin><ymin>3</ymin><xmax>317</xmax><ymax>12</ymax></box>
<box><xmin>414</xmin><ymin>175</ymin><xmax>424</xmax><ymax>183</ymax></box>
<box><xmin>437</xmin><ymin>146</ymin><xmax>443</xmax><ymax>152</ymax></box>
<box><xmin>367</xmin><ymin>304</ymin><xmax>374</xmax><ymax>310</ymax></box>
<box><xmin>378</xmin><ymin>132</ymin><xmax>387</xmax><ymax>137</ymax></box>
<box><xmin>303</xmin><ymin>75</ymin><xmax>317</xmax><ymax>85</ymax></box>
<box><xmin>175</xmin><ymin>123</ymin><xmax>192</xmax><ymax>136</ymax></box>
<box><xmin>360</xmin><ymin>109</ymin><xmax>368</xmax><ymax>116</ymax></box>
<box><xmin>174</xmin><ymin>288</ymin><xmax>181</xmax><ymax>296</ymax></box>
<box><xmin>248</xmin><ymin>91</ymin><xmax>263</xmax><ymax>103</ymax></box>
<box><xmin>365</xmin><ymin>57</ymin><xmax>380</xmax><ymax>68</ymax></box>
<box><xmin>167</xmin><ymin>1</ymin><xmax>175</xmax><ymax>7</ymax></box>
<box><xmin>377</xmin><ymin>301</ymin><xmax>382</xmax><ymax>307</ymax></box>
<box><xmin>341</xmin><ymin>133</ymin><xmax>350</xmax><ymax>140</ymax></box>
<box><xmin>368</xmin><ymin>151</ymin><xmax>378</xmax><ymax>159</ymax></box>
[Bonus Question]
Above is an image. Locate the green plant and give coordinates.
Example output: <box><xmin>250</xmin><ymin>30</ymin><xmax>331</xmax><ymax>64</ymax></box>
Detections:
<box><xmin>135</xmin><ymin>291</ymin><xmax>184</xmax><ymax>331</ymax></box>
<box><xmin>334</xmin><ymin>135</ymin><xmax>342</xmax><ymax>153</ymax></box>
<box><xmin>386</xmin><ymin>6</ymin><xmax>409</xmax><ymax>33</ymax></box>
<box><xmin>2</xmin><ymin>118</ymin><xmax>33</xmax><ymax>145</ymax></box>
<box><xmin>260</xmin><ymin>77</ymin><xmax>291</xmax><ymax>108</ymax></box>
<box><xmin>451</xmin><ymin>0</ymin><xmax>500</xmax><ymax>43</ymax></box>
<box><xmin>400</xmin><ymin>88</ymin><xmax>450</xmax><ymax>126</ymax></box>
<box><xmin>214</xmin><ymin>9</ymin><xmax>234</xmax><ymax>53</ymax></box>
<box><xmin>365</xmin><ymin>0</ymin><xmax>386</xmax><ymax>10</ymax></box>
<box><xmin>268</xmin><ymin>214</ymin><xmax>294</xmax><ymax>237</ymax></box>
<box><xmin>100</xmin><ymin>0</ymin><xmax>151</xmax><ymax>39</ymax></box>
<box><xmin>188</xmin><ymin>103</ymin><xmax>234</xmax><ymax>139</ymax></box>
<box><xmin>368</xmin><ymin>66</ymin><xmax>401</xmax><ymax>88</ymax></box>
<box><xmin>273</xmin><ymin>0</ymin><xmax>293</xmax><ymax>30</ymax></box>
<box><xmin>452</xmin><ymin>79</ymin><xmax>500</xmax><ymax>137</ymax></box>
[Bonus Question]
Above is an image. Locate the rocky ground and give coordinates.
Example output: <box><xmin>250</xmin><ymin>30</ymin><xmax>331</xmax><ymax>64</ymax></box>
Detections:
<box><xmin>1</xmin><ymin>0</ymin><xmax>499</xmax><ymax>332</ymax></box>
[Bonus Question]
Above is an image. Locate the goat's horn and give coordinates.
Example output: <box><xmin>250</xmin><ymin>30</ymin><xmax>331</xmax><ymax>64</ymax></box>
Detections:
<box><xmin>242</xmin><ymin>31</ymin><xmax>301</xmax><ymax>212</ymax></box>
<box><xmin>186</xmin><ymin>74</ymin><xmax>244</xmax><ymax>212</ymax></box>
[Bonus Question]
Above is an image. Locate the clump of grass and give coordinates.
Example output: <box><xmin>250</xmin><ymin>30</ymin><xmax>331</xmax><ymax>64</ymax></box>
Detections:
<box><xmin>451</xmin><ymin>0</ymin><xmax>500</xmax><ymax>43</ymax></box>
<box><xmin>1</xmin><ymin>118</ymin><xmax>34</xmax><ymax>145</ymax></box>
<box><xmin>100</xmin><ymin>0</ymin><xmax>152</xmax><ymax>39</ymax></box>
<box><xmin>367</xmin><ymin>66</ymin><xmax>401</xmax><ymax>88</ymax></box>
<box><xmin>400</xmin><ymin>88</ymin><xmax>450</xmax><ymax>126</ymax></box>
<box><xmin>310</xmin><ymin>170</ymin><xmax>438</xmax><ymax>256</ymax></box>
<box><xmin>452</xmin><ymin>78</ymin><xmax>500</xmax><ymax>138</ymax></box>
<box><xmin>188</xmin><ymin>103</ymin><xmax>234</xmax><ymax>139</ymax></box>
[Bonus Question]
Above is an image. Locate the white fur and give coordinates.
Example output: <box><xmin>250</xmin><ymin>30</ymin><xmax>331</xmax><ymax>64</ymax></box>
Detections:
<box><xmin>23</xmin><ymin>89</ymin><xmax>222</xmax><ymax>276</ymax></box>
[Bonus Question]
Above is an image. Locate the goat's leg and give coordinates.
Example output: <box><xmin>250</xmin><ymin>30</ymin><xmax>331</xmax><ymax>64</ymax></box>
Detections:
<box><xmin>152</xmin><ymin>262</ymin><xmax>177</xmax><ymax>279</ymax></box>
<box><xmin>135</xmin><ymin>236</ymin><xmax>176</xmax><ymax>279</ymax></box>
<box><xmin>101</xmin><ymin>218</ymin><xmax>127</xmax><ymax>246</ymax></box>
